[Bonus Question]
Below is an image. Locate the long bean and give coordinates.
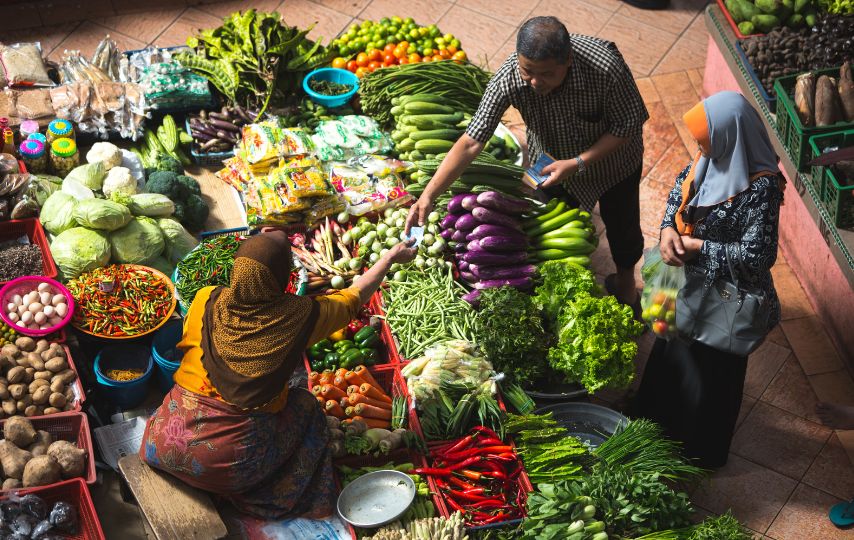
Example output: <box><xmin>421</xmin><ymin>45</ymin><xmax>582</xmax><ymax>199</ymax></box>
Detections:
<box><xmin>383</xmin><ymin>266</ymin><xmax>479</xmax><ymax>359</ymax></box>
<box><xmin>175</xmin><ymin>235</ymin><xmax>245</xmax><ymax>306</ymax></box>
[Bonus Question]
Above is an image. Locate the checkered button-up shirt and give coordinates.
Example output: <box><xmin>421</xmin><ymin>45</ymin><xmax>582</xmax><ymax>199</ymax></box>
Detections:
<box><xmin>466</xmin><ymin>36</ymin><xmax>649</xmax><ymax>209</ymax></box>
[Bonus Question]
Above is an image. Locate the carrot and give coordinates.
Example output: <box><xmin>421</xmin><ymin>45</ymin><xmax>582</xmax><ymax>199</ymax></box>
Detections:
<box><xmin>346</xmin><ymin>384</ymin><xmax>361</xmax><ymax>395</ymax></box>
<box><xmin>311</xmin><ymin>385</ymin><xmax>322</xmax><ymax>396</ymax></box>
<box><xmin>308</xmin><ymin>371</ymin><xmax>320</xmax><ymax>385</ymax></box>
<box><xmin>354</xmin><ymin>403</ymin><xmax>392</xmax><ymax>420</ymax></box>
<box><xmin>351</xmin><ymin>415</ymin><xmax>391</xmax><ymax>429</ymax></box>
<box><xmin>345</xmin><ymin>406</ymin><xmax>357</xmax><ymax>417</ymax></box>
<box><xmin>348</xmin><ymin>393</ymin><xmax>392</xmax><ymax>410</ymax></box>
<box><xmin>334</xmin><ymin>368</ymin><xmax>349</xmax><ymax>379</ymax></box>
<box><xmin>325</xmin><ymin>400</ymin><xmax>346</xmax><ymax>419</ymax></box>
<box><xmin>359</xmin><ymin>383</ymin><xmax>391</xmax><ymax>403</ymax></box>
<box><xmin>321</xmin><ymin>384</ymin><xmax>347</xmax><ymax>400</ymax></box>
<box><xmin>344</xmin><ymin>370</ymin><xmax>368</xmax><ymax>387</ymax></box>
<box><xmin>333</xmin><ymin>375</ymin><xmax>349</xmax><ymax>390</ymax></box>
<box><xmin>316</xmin><ymin>395</ymin><xmax>325</xmax><ymax>406</ymax></box>
<box><xmin>318</xmin><ymin>370</ymin><xmax>335</xmax><ymax>385</ymax></box>
<box><xmin>340</xmin><ymin>397</ymin><xmax>350</xmax><ymax>409</ymax></box>
<box><xmin>354</xmin><ymin>365</ymin><xmax>381</xmax><ymax>388</ymax></box>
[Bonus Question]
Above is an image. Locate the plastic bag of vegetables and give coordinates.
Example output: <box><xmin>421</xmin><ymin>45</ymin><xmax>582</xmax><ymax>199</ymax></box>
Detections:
<box><xmin>73</xmin><ymin>198</ymin><xmax>132</xmax><ymax>231</ymax></box>
<box><xmin>110</xmin><ymin>217</ymin><xmax>165</xmax><ymax>264</ymax></box>
<box><xmin>50</xmin><ymin>227</ymin><xmax>112</xmax><ymax>279</ymax></box>
<box><xmin>157</xmin><ymin>218</ymin><xmax>198</xmax><ymax>264</ymax></box>
<box><xmin>40</xmin><ymin>191</ymin><xmax>78</xmax><ymax>235</ymax></box>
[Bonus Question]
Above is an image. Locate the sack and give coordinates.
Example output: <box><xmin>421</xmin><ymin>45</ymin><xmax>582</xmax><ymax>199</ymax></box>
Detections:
<box><xmin>676</xmin><ymin>260</ymin><xmax>770</xmax><ymax>356</ymax></box>
<box><xmin>640</xmin><ymin>245</ymin><xmax>685</xmax><ymax>339</ymax></box>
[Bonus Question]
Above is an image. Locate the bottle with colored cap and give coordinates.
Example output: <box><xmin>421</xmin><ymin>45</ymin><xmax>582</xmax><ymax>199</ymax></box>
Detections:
<box><xmin>47</xmin><ymin>119</ymin><xmax>75</xmax><ymax>144</ymax></box>
<box><xmin>50</xmin><ymin>137</ymin><xmax>79</xmax><ymax>177</ymax></box>
<box><xmin>28</xmin><ymin>132</ymin><xmax>47</xmax><ymax>145</ymax></box>
<box><xmin>19</xmin><ymin>139</ymin><xmax>47</xmax><ymax>173</ymax></box>
<box><xmin>19</xmin><ymin>120</ymin><xmax>39</xmax><ymax>142</ymax></box>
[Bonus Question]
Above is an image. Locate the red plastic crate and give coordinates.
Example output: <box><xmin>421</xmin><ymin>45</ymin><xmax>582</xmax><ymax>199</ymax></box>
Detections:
<box><xmin>0</xmin><ymin>411</ymin><xmax>96</xmax><ymax>486</ymax></box>
<box><xmin>0</xmin><ymin>218</ymin><xmax>58</xmax><ymax>286</ymax></box>
<box><xmin>2</xmin><ymin>477</ymin><xmax>105</xmax><ymax>539</ymax></box>
<box><xmin>715</xmin><ymin>0</ymin><xmax>764</xmax><ymax>39</ymax></box>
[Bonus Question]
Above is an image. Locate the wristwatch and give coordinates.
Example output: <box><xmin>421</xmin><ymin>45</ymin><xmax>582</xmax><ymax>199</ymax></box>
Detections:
<box><xmin>575</xmin><ymin>156</ymin><xmax>586</xmax><ymax>174</ymax></box>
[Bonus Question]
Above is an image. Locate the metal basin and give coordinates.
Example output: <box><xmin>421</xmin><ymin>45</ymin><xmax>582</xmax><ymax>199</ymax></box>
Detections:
<box><xmin>534</xmin><ymin>402</ymin><xmax>628</xmax><ymax>449</ymax></box>
<box><xmin>336</xmin><ymin>470</ymin><xmax>416</xmax><ymax>528</ymax></box>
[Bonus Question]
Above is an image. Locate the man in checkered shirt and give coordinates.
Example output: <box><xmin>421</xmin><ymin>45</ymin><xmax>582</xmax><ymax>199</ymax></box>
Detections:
<box><xmin>406</xmin><ymin>16</ymin><xmax>649</xmax><ymax>309</ymax></box>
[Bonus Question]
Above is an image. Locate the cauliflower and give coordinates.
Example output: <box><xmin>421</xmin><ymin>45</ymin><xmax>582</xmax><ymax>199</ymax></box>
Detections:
<box><xmin>86</xmin><ymin>142</ymin><xmax>123</xmax><ymax>170</ymax></box>
<box><xmin>103</xmin><ymin>166</ymin><xmax>138</xmax><ymax>198</ymax></box>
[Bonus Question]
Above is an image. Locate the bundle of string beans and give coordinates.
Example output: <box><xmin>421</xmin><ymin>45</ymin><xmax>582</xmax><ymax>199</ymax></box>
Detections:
<box><xmin>358</xmin><ymin>61</ymin><xmax>492</xmax><ymax>125</ymax></box>
<box><xmin>363</xmin><ymin>512</ymin><xmax>468</xmax><ymax>540</ymax></box>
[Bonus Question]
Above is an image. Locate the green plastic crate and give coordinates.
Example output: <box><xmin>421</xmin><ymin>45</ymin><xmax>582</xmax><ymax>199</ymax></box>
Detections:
<box><xmin>774</xmin><ymin>66</ymin><xmax>854</xmax><ymax>172</ymax></box>
<box><xmin>808</xmin><ymin>130</ymin><xmax>854</xmax><ymax>229</ymax></box>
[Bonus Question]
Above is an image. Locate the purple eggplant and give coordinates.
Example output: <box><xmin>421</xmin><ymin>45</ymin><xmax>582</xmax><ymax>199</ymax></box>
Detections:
<box><xmin>462</xmin><ymin>251</ymin><xmax>528</xmax><ymax>265</ymax></box>
<box><xmin>461</xmin><ymin>194</ymin><xmax>479</xmax><ymax>211</ymax></box>
<box><xmin>462</xmin><ymin>290</ymin><xmax>482</xmax><ymax>307</ymax></box>
<box><xmin>478</xmin><ymin>235</ymin><xmax>528</xmax><ymax>252</ymax></box>
<box><xmin>452</xmin><ymin>229</ymin><xmax>469</xmax><ymax>242</ymax></box>
<box><xmin>469</xmin><ymin>224</ymin><xmax>524</xmax><ymax>239</ymax></box>
<box><xmin>470</xmin><ymin>264</ymin><xmax>537</xmax><ymax>280</ymax></box>
<box><xmin>440</xmin><ymin>228</ymin><xmax>456</xmax><ymax>241</ymax></box>
<box><xmin>460</xmin><ymin>271</ymin><xmax>478</xmax><ymax>283</ymax></box>
<box><xmin>455</xmin><ymin>213</ymin><xmax>478</xmax><ymax>231</ymax></box>
<box><xmin>458</xmin><ymin>260</ymin><xmax>470</xmax><ymax>271</ymax></box>
<box><xmin>476</xmin><ymin>191</ymin><xmax>530</xmax><ymax>214</ymax></box>
<box><xmin>473</xmin><ymin>277</ymin><xmax>533</xmax><ymax>290</ymax></box>
<box><xmin>472</xmin><ymin>207</ymin><xmax>521</xmax><ymax>229</ymax></box>
<box><xmin>440</xmin><ymin>214</ymin><xmax>460</xmax><ymax>229</ymax></box>
<box><xmin>466</xmin><ymin>239</ymin><xmax>481</xmax><ymax>252</ymax></box>
<box><xmin>448</xmin><ymin>194</ymin><xmax>470</xmax><ymax>215</ymax></box>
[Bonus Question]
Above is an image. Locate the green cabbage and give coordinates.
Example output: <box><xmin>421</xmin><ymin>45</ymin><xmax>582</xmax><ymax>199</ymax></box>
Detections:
<box><xmin>128</xmin><ymin>193</ymin><xmax>175</xmax><ymax>217</ymax></box>
<box><xmin>50</xmin><ymin>227</ymin><xmax>111</xmax><ymax>280</ymax></box>
<box><xmin>156</xmin><ymin>218</ymin><xmax>198</xmax><ymax>264</ymax></box>
<box><xmin>73</xmin><ymin>199</ymin><xmax>132</xmax><ymax>231</ymax></box>
<box><xmin>65</xmin><ymin>162</ymin><xmax>106</xmax><ymax>191</ymax></box>
<box><xmin>40</xmin><ymin>192</ymin><xmax>78</xmax><ymax>235</ymax></box>
<box><xmin>111</xmin><ymin>217</ymin><xmax>165</xmax><ymax>264</ymax></box>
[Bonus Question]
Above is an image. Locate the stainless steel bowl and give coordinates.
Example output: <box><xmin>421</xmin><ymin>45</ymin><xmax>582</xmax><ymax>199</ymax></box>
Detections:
<box><xmin>336</xmin><ymin>470</ymin><xmax>416</xmax><ymax>528</ymax></box>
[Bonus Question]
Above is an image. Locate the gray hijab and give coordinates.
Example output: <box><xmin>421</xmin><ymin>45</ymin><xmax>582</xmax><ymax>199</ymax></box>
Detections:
<box><xmin>688</xmin><ymin>91</ymin><xmax>778</xmax><ymax>210</ymax></box>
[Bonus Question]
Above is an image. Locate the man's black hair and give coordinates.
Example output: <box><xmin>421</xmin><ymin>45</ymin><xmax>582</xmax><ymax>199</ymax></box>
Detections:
<box><xmin>516</xmin><ymin>16</ymin><xmax>572</xmax><ymax>62</ymax></box>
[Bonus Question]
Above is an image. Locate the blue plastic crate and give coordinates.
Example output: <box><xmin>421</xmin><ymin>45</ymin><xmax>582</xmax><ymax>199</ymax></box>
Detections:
<box><xmin>184</xmin><ymin>117</ymin><xmax>234</xmax><ymax>166</ymax></box>
<box><xmin>735</xmin><ymin>41</ymin><xmax>776</xmax><ymax>113</ymax></box>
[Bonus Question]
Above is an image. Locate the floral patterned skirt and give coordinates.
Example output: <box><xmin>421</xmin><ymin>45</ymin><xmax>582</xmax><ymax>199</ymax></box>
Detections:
<box><xmin>140</xmin><ymin>385</ymin><xmax>335</xmax><ymax>520</ymax></box>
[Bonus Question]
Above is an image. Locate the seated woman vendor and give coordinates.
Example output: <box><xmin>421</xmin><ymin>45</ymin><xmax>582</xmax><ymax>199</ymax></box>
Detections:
<box><xmin>140</xmin><ymin>231</ymin><xmax>417</xmax><ymax>520</ymax></box>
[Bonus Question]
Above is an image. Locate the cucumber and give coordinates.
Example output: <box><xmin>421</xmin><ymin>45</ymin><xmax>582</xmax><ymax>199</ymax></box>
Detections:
<box><xmin>403</xmin><ymin>102</ymin><xmax>457</xmax><ymax>115</ymax></box>
<box><xmin>528</xmin><ymin>209</ymin><xmax>583</xmax><ymax>237</ymax></box>
<box><xmin>400</xmin><ymin>113</ymin><xmax>464</xmax><ymax>129</ymax></box>
<box><xmin>391</xmin><ymin>130</ymin><xmax>408</xmax><ymax>143</ymax></box>
<box><xmin>398</xmin><ymin>94</ymin><xmax>446</xmax><ymax>105</ymax></box>
<box><xmin>397</xmin><ymin>138</ymin><xmax>416</xmax><ymax>152</ymax></box>
<box><xmin>414</xmin><ymin>139</ymin><xmax>455</xmax><ymax>153</ymax></box>
<box><xmin>390</xmin><ymin>105</ymin><xmax>404</xmax><ymax>117</ymax></box>
<box><xmin>535</xmin><ymin>237</ymin><xmax>596</xmax><ymax>253</ymax></box>
<box><xmin>409</xmin><ymin>150</ymin><xmax>425</xmax><ymax>161</ymax></box>
<box><xmin>410</xmin><ymin>128</ymin><xmax>462</xmax><ymax>142</ymax></box>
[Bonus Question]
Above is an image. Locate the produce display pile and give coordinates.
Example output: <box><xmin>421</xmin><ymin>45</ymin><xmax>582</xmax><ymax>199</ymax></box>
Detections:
<box><xmin>722</xmin><ymin>0</ymin><xmax>822</xmax><ymax>34</ymax></box>
<box><xmin>0</xmin><ymin>416</ymin><xmax>87</xmax><ymax>489</ymax></box>
<box><xmin>0</xmin><ymin>337</ymin><xmax>78</xmax><ymax>418</ymax></box>
<box><xmin>174</xmin><ymin>234</ymin><xmax>243</xmax><ymax>308</ymax></box>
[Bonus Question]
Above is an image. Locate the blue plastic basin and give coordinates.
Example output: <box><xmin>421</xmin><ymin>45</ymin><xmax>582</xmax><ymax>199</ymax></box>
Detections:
<box><xmin>94</xmin><ymin>344</ymin><xmax>152</xmax><ymax>410</ymax></box>
<box><xmin>152</xmin><ymin>319</ymin><xmax>184</xmax><ymax>393</ymax></box>
<box><xmin>302</xmin><ymin>68</ymin><xmax>359</xmax><ymax>108</ymax></box>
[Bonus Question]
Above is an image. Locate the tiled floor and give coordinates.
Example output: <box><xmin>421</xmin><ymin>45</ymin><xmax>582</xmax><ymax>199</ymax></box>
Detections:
<box><xmin>17</xmin><ymin>0</ymin><xmax>853</xmax><ymax>538</ymax></box>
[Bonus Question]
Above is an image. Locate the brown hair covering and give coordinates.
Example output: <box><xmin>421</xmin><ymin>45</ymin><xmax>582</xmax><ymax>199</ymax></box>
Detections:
<box><xmin>200</xmin><ymin>232</ymin><xmax>318</xmax><ymax>410</ymax></box>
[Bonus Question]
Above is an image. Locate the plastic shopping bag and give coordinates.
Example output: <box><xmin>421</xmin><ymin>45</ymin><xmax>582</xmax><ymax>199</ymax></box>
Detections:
<box><xmin>640</xmin><ymin>245</ymin><xmax>685</xmax><ymax>339</ymax></box>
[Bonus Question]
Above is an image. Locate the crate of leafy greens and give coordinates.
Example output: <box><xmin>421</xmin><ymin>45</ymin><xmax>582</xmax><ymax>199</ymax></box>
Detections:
<box><xmin>0</xmin><ymin>218</ymin><xmax>57</xmax><ymax>285</ymax></box>
<box><xmin>173</xmin><ymin>233</ymin><xmax>246</xmax><ymax>316</ymax></box>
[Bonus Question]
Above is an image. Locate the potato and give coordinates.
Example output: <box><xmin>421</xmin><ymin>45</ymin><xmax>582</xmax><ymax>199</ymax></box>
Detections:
<box><xmin>43</xmin><ymin>407</ymin><xmax>61</xmax><ymax>415</ymax></box>
<box><xmin>31</xmin><ymin>386</ymin><xmax>49</xmax><ymax>405</ymax></box>
<box><xmin>48</xmin><ymin>393</ymin><xmax>66</xmax><ymax>409</ymax></box>
<box><xmin>1</xmin><ymin>401</ymin><xmax>15</xmax><ymax>417</ymax></box>
<box><xmin>0</xmin><ymin>383</ymin><xmax>8</xmax><ymax>401</ymax></box>
<box><xmin>23</xmin><ymin>368</ymin><xmax>34</xmax><ymax>383</ymax></box>
<box><xmin>14</xmin><ymin>337</ymin><xmax>35</xmax><ymax>352</ymax></box>
<box><xmin>3</xmin><ymin>416</ymin><xmax>36</xmax><ymax>448</ymax></box>
<box><xmin>22</xmin><ymin>455</ymin><xmax>60</xmax><ymax>487</ymax></box>
<box><xmin>27</xmin><ymin>430</ymin><xmax>52</xmax><ymax>456</ymax></box>
<box><xmin>52</xmin><ymin>370</ymin><xmax>76</xmax><ymax>386</ymax></box>
<box><xmin>28</xmin><ymin>380</ymin><xmax>48</xmax><ymax>394</ymax></box>
<box><xmin>0</xmin><ymin>345</ymin><xmax>19</xmax><ymax>358</ymax></box>
<box><xmin>47</xmin><ymin>441</ymin><xmax>86</xmax><ymax>479</ymax></box>
<box><xmin>44</xmin><ymin>358</ymin><xmax>67</xmax><ymax>374</ymax></box>
<box><xmin>25</xmin><ymin>353</ymin><xmax>44</xmax><ymax>371</ymax></box>
<box><xmin>1</xmin><ymin>478</ymin><xmax>21</xmax><ymax>490</ymax></box>
<box><xmin>8</xmin><ymin>384</ymin><xmax>25</xmax><ymax>401</ymax></box>
<box><xmin>0</xmin><ymin>355</ymin><xmax>14</xmax><ymax>371</ymax></box>
<box><xmin>0</xmin><ymin>440</ymin><xmax>32</xmax><ymax>479</ymax></box>
<box><xmin>23</xmin><ymin>405</ymin><xmax>38</xmax><ymax>417</ymax></box>
<box><xmin>34</xmin><ymin>371</ymin><xmax>51</xmax><ymax>382</ymax></box>
<box><xmin>14</xmin><ymin>355</ymin><xmax>28</xmax><ymax>368</ymax></box>
<box><xmin>33</xmin><ymin>340</ymin><xmax>49</xmax><ymax>354</ymax></box>
<box><xmin>6</xmin><ymin>367</ymin><xmax>25</xmax><ymax>385</ymax></box>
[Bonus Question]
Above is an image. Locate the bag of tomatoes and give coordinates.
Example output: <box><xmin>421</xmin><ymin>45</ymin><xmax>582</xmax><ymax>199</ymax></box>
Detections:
<box><xmin>640</xmin><ymin>245</ymin><xmax>685</xmax><ymax>339</ymax></box>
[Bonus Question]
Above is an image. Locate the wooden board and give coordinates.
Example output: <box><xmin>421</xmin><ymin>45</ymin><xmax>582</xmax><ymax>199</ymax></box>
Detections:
<box><xmin>119</xmin><ymin>454</ymin><xmax>228</xmax><ymax>540</ymax></box>
<box><xmin>184</xmin><ymin>164</ymin><xmax>248</xmax><ymax>233</ymax></box>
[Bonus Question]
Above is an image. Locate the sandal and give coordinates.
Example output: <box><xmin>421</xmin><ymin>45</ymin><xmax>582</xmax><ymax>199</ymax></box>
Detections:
<box><xmin>605</xmin><ymin>273</ymin><xmax>643</xmax><ymax>322</ymax></box>
<box><xmin>830</xmin><ymin>499</ymin><xmax>854</xmax><ymax>528</ymax></box>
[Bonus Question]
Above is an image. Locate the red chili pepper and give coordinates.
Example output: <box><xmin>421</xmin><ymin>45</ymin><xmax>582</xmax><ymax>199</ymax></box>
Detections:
<box><xmin>471</xmin><ymin>426</ymin><xmax>501</xmax><ymax>439</ymax></box>
<box><xmin>439</xmin><ymin>434</ymin><xmax>474</xmax><ymax>457</ymax></box>
<box><xmin>478</xmin><ymin>468</ymin><xmax>507</xmax><ymax>480</ymax></box>
<box><xmin>469</xmin><ymin>499</ymin><xmax>510</xmax><ymax>510</ymax></box>
<box><xmin>479</xmin><ymin>512</ymin><xmax>514</xmax><ymax>524</ymax></box>
<box><xmin>459</xmin><ymin>469</ymin><xmax>482</xmax><ymax>481</ymax></box>
<box><xmin>444</xmin><ymin>456</ymin><xmax>482</xmax><ymax>471</ymax></box>
<box><xmin>445</xmin><ymin>495</ymin><xmax>466</xmax><ymax>513</ymax></box>
<box><xmin>410</xmin><ymin>467</ymin><xmax>451</xmax><ymax>476</ymax></box>
<box><xmin>444</xmin><ymin>489</ymin><xmax>500</xmax><ymax>503</ymax></box>
<box><xmin>474</xmin><ymin>437</ymin><xmax>505</xmax><ymax>447</ymax></box>
<box><xmin>462</xmin><ymin>487</ymin><xmax>486</xmax><ymax>496</ymax></box>
<box><xmin>485</xmin><ymin>453</ymin><xmax>516</xmax><ymax>463</ymax></box>
<box><xmin>475</xmin><ymin>445</ymin><xmax>513</xmax><ymax>454</ymax></box>
<box><xmin>447</xmin><ymin>476</ymin><xmax>478</xmax><ymax>490</ymax></box>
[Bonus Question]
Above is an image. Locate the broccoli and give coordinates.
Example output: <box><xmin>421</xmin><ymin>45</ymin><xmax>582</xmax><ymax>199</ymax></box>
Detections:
<box><xmin>183</xmin><ymin>194</ymin><xmax>210</xmax><ymax>231</ymax></box>
<box><xmin>146</xmin><ymin>171</ymin><xmax>181</xmax><ymax>200</ymax></box>
<box><xmin>176</xmin><ymin>175</ymin><xmax>201</xmax><ymax>199</ymax></box>
<box><xmin>173</xmin><ymin>201</ymin><xmax>186</xmax><ymax>222</ymax></box>
<box><xmin>154</xmin><ymin>154</ymin><xmax>183</xmax><ymax>175</ymax></box>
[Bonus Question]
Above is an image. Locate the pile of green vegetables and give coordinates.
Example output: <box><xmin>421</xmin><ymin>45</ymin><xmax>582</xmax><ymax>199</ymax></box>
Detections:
<box><xmin>535</xmin><ymin>261</ymin><xmax>643</xmax><ymax>394</ymax></box>
<box><xmin>177</xmin><ymin>10</ymin><xmax>335</xmax><ymax>116</ymax></box>
<box><xmin>359</xmin><ymin>60</ymin><xmax>492</xmax><ymax>125</ymax></box>
<box><xmin>505</xmin><ymin>413</ymin><xmax>589</xmax><ymax>484</ymax></box>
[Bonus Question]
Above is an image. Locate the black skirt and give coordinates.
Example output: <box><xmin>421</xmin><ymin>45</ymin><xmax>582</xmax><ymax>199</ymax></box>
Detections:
<box><xmin>635</xmin><ymin>337</ymin><xmax>748</xmax><ymax>468</ymax></box>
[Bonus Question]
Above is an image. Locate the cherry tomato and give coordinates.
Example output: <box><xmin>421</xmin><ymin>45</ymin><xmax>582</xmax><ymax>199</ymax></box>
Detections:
<box><xmin>332</xmin><ymin>57</ymin><xmax>347</xmax><ymax>69</ymax></box>
<box><xmin>439</xmin><ymin>48</ymin><xmax>452</xmax><ymax>59</ymax></box>
<box><xmin>432</xmin><ymin>54</ymin><xmax>444</xmax><ymax>62</ymax></box>
<box><xmin>368</xmin><ymin>61</ymin><xmax>382</xmax><ymax>71</ymax></box>
<box><xmin>447</xmin><ymin>44</ymin><xmax>458</xmax><ymax>54</ymax></box>
<box><xmin>346</xmin><ymin>60</ymin><xmax>358</xmax><ymax>72</ymax></box>
<box><xmin>367</xmin><ymin>48</ymin><xmax>382</xmax><ymax>62</ymax></box>
<box><xmin>384</xmin><ymin>43</ymin><xmax>397</xmax><ymax>55</ymax></box>
<box><xmin>398</xmin><ymin>58</ymin><xmax>409</xmax><ymax>65</ymax></box>
<box><xmin>421</xmin><ymin>55</ymin><xmax>433</xmax><ymax>62</ymax></box>
<box><xmin>452</xmin><ymin>50</ymin><xmax>468</xmax><ymax>62</ymax></box>
<box><xmin>355</xmin><ymin>67</ymin><xmax>369</xmax><ymax>78</ymax></box>
<box><xmin>393</xmin><ymin>46</ymin><xmax>407</xmax><ymax>59</ymax></box>
<box><xmin>356</xmin><ymin>52</ymin><xmax>369</xmax><ymax>67</ymax></box>
<box><xmin>408</xmin><ymin>53</ymin><xmax>422</xmax><ymax>63</ymax></box>
<box><xmin>383</xmin><ymin>53</ymin><xmax>397</xmax><ymax>65</ymax></box>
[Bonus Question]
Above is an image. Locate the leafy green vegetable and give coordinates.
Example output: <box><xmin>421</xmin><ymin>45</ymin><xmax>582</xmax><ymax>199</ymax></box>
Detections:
<box><xmin>534</xmin><ymin>261</ymin><xmax>601</xmax><ymax>325</ymax></box>
<box><xmin>633</xmin><ymin>511</ymin><xmax>751</xmax><ymax>540</ymax></box>
<box><xmin>548</xmin><ymin>294</ymin><xmax>643</xmax><ymax>394</ymax></box>
<box><xmin>506</xmin><ymin>413</ymin><xmax>590</xmax><ymax>484</ymax></box>
<box><xmin>521</xmin><ymin>481</ymin><xmax>606</xmax><ymax>540</ymax></box>
<box><xmin>474</xmin><ymin>287</ymin><xmax>549</xmax><ymax>385</ymax></box>
<box><xmin>50</xmin><ymin>227</ymin><xmax>111</xmax><ymax>280</ymax></box>
<box><xmin>817</xmin><ymin>0</ymin><xmax>854</xmax><ymax>15</ymax></box>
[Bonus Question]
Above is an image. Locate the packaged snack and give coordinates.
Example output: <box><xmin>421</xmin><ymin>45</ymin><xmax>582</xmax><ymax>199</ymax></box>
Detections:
<box><xmin>276</xmin><ymin>158</ymin><xmax>332</xmax><ymax>198</ymax></box>
<box><xmin>238</xmin><ymin>122</ymin><xmax>282</xmax><ymax>165</ymax></box>
<box><xmin>279</xmin><ymin>128</ymin><xmax>314</xmax><ymax>157</ymax></box>
<box><xmin>304</xmin><ymin>195</ymin><xmax>345</xmax><ymax>224</ymax></box>
<box><xmin>0</xmin><ymin>43</ymin><xmax>53</xmax><ymax>87</ymax></box>
<box><xmin>329</xmin><ymin>163</ymin><xmax>379</xmax><ymax>216</ymax></box>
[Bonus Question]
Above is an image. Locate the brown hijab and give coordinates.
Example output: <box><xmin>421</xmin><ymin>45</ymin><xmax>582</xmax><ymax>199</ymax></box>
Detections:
<box><xmin>200</xmin><ymin>232</ymin><xmax>318</xmax><ymax>410</ymax></box>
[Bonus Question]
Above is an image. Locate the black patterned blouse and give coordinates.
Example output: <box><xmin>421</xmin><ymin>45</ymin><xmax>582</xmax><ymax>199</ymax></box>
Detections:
<box><xmin>660</xmin><ymin>163</ymin><xmax>782</xmax><ymax>329</ymax></box>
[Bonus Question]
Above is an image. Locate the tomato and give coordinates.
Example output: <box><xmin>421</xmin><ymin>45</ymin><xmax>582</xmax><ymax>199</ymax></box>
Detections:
<box><xmin>439</xmin><ymin>48</ymin><xmax>452</xmax><ymax>59</ymax></box>
<box><xmin>652</xmin><ymin>320</ymin><xmax>669</xmax><ymax>336</ymax></box>
<box><xmin>367</xmin><ymin>48</ymin><xmax>382</xmax><ymax>62</ymax></box>
<box><xmin>393</xmin><ymin>47</ymin><xmax>407</xmax><ymax>59</ymax></box>
<box><xmin>447</xmin><ymin>44</ymin><xmax>458</xmax><ymax>54</ymax></box>
<box><xmin>355</xmin><ymin>67</ymin><xmax>369</xmax><ymax>78</ymax></box>
<box><xmin>368</xmin><ymin>61</ymin><xmax>382</xmax><ymax>71</ymax></box>
<box><xmin>652</xmin><ymin>292</ymin><xmax>667</xmax><ymax>306</ymax></box>
<box><xmin>421</xmin><ymin>55</ymin><xmax>433</xmax><ymax>62</ymax></box>
<box><xmin>452</xmin><ymin>50</ymin><xmax>468</xmax><ymax>62</ymax></box>
<box><xmin>432</xmin><ymin>54</ymin><xmax>444</xmax><ymax>62</ymax></box>
<box><xmin>398</xmin><ymin>58</ymin><xmax>409</xmax><ymax>65</ymax></box>
<box><xmin>345</xmin><ymin>60</ymin><xmax>357</xmax><ymax>72</ymax></box>
<box><xmin>399</xmin><ymin>40</ymin><xmax>409</xmax><ymax>50</ymax></box>
<box><xmin>408</xmin><ymin>53</ymin><xmax>422</xmax><ymax>63</ymax></box>
<box><xmin>331</xmin><ymin>57</ymin><xmax>347</xmax><ymax>69</ymax></box>
<box><xmin>384</xmin><ymin>43</ymin><xmax>397</xmax><ymax>55</ymax></box>
<box><xmin>356</xmin><ymin>52</ymin><xmax>369</xmax><ymax>67</ymax></box>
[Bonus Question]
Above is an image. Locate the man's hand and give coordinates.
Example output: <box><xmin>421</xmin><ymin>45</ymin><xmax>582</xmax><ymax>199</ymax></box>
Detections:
<box><xmin>384</xmin><ymin>238</ymin><xmax>418</xmax><ymax>265</ymax></box>
<box><xmin>660</xmin><ymin>227</ymin><xmax>686</xmax><ymax>266</ymax></box>
<box><xmin>540</xmin><ymin>159</ymin><xmax>579</xmax><ymax>189</ymax></box>
<box><xmin>405</xmin><ymin>197</ymin><xmax>434</xmax><ymax>234</ymax></box>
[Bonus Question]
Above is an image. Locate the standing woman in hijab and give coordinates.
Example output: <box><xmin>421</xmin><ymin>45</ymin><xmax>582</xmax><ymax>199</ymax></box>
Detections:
<box><xmin>635</xmin><ymin>91</ymin><xmax>784</xmax><ymax>468</ymax></box>
<box><xmin>140</xmin><ymin>231</ymin><xmax>416</xmax><ymax>519</ymax></box>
